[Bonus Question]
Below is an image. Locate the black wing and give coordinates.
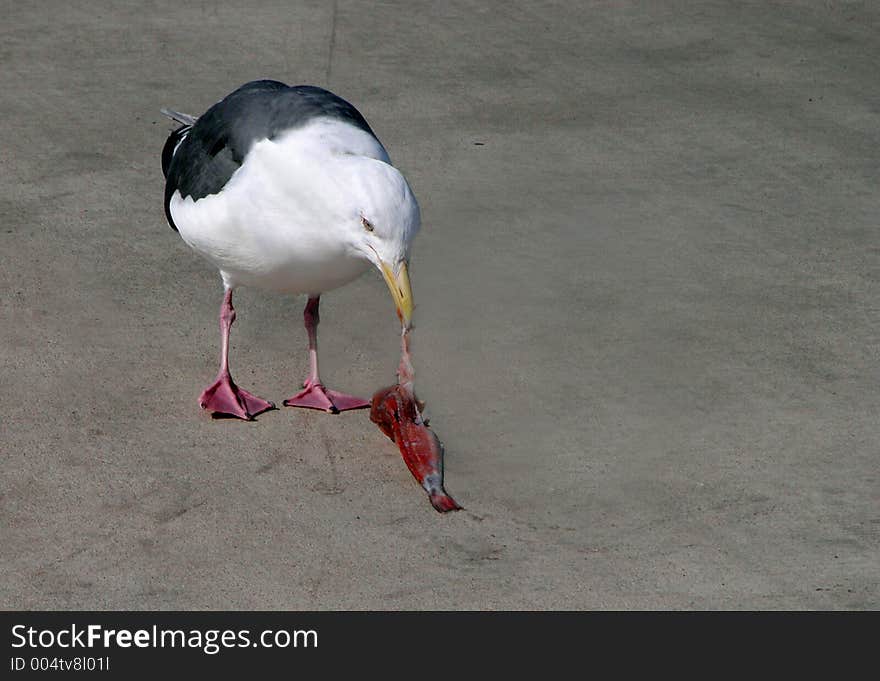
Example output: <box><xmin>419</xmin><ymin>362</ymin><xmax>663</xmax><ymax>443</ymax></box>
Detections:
<box><xmin>162</xmin><ymin>80</ymin><xmax>377</xmax><ymax>232</ymax></box>
<box><xmin>161</xmin><ymin>124</ymin><xmax>191</xmax><ymax>180</ymax></box>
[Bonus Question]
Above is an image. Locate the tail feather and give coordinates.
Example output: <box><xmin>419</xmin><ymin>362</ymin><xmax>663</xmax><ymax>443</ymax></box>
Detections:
<box><xmin>160</xmin><ymin>108</ymin><xmax>197</xmax><ymax>126</ymax></box>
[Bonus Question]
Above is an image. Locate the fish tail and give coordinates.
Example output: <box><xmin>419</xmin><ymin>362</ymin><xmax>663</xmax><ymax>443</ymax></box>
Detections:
<box><xmin>429</xmin><ymin>491</ymin><xmax>462</xmax><ymax>513</ymax></box>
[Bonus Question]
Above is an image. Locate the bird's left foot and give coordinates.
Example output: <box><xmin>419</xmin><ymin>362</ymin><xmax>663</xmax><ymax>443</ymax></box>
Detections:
<box><xmin>283</xmin><ymin>379</ymin><xmax>370</xmax><ymax>413</ymax></box>
<box><xmin>199</xmin><ymin>373</ymin><xmax>276</xmax><ymax>421</ymax></box>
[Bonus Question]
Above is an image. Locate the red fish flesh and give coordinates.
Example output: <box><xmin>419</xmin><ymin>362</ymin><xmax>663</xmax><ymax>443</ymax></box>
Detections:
<box><xmin>370</xmin><ymin>382</ymin><xmax>461</xmax><ymax>513</ymax></box>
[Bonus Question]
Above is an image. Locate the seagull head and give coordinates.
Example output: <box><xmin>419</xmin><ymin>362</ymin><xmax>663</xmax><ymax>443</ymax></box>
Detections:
<box><xmin>344</xmin><ymin>158</ymin><xmax>421</xmax><ymax>329</ymax></box>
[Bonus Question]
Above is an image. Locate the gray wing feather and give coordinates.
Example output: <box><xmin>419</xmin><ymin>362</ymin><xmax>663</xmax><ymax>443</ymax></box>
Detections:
<box><xmin>162</xmin><ymin>80</ymin><xmax>378</xmax><ymax>232</ymax></box>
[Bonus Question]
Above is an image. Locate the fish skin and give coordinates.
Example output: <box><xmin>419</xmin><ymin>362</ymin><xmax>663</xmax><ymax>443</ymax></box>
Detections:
<box><xmin>370</xmin><ymin>383</ymin><xmax>462</xmax><ymax>513</ymax></box>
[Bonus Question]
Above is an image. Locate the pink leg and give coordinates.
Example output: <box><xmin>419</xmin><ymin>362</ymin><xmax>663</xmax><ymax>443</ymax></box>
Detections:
<box><xmin>283</xmin><ymin>296</ymin><xmax>370</xmax><ymax>413</ymax></box>
<box><xmin>198</xmin><ymin>288</ymin><xmax>275</xmax><ymax>420</ymax></box>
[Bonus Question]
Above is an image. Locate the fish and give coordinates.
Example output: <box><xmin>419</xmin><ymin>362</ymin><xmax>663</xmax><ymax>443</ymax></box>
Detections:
<box><xmin>370</xmin><ymin>329</ymin><xmax>461</xmax><ymax>513</ymax></box>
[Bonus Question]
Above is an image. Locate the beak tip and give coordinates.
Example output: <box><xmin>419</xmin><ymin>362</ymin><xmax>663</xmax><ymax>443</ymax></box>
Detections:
<box><xmin>397</xmin><ymin>308</ymin><xmax>413</xmax><ymax>330</ymax></box>
<box><xmin>382</xmin><ymin>259</ymin><xmax>414</xmax><ymax>329</ymax></box>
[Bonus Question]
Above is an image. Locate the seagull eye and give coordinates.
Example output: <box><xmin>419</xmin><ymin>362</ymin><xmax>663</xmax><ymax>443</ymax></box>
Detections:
<box><xmin>361</xmin><ymin>217</ymin><xmax>374</xmax><ymax>232</ymax></box>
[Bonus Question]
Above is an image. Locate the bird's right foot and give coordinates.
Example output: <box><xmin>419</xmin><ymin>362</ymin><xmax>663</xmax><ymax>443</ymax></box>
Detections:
<box><xmin>198</xmin><ymin>373</ymin><xmax>275</xmax><ymax>420</ymax></box>
<box><xmin>283</xmin><ymin>378</ymin><xmax>370</xmax><ymax>413</ymax></box>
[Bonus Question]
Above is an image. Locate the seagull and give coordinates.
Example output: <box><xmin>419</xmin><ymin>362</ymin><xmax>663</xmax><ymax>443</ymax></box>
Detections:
<box><xmin>161</xmin><ymin>80</ymin><xmax>419</xmax><ymax>420</ymax></box>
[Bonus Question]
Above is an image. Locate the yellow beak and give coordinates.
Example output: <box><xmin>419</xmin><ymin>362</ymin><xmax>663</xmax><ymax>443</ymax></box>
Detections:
<box><xmin>379</xmin><ymin>260</ymin><xmax>413</xmax><ymax>328</ymax></box>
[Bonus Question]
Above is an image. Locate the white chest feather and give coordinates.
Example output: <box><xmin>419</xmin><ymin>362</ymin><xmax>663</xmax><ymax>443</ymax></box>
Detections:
<box><xmin>169</xmin><ymin>119</ymin><xmax>391</xmax><ymax>294</ymax></box>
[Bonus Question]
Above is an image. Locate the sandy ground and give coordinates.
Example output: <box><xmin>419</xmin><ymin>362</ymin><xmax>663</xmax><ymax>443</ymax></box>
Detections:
<box><xmin>1</xmin><ymin>1</ymin><xmax>878</xmax><ymax>609</ymax></box>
